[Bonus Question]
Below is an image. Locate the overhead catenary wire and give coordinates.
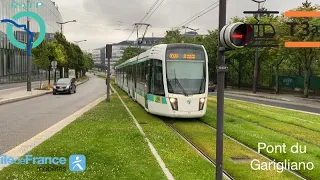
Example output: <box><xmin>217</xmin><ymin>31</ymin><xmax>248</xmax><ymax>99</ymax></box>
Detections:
<box><xmin>127</xmin><ymin>0</ymin><xmax>164</xmax><ymax>41</ymax></box>
<box><xmin>175</xmin><ymin>1</ymin><xmax>219</xmax><ymax>29</ymax></box>
<box><xmin>142</xmin><ymin>0</ymin><xmax>165</xmax><ymax>23</ymax></box>
<box><xmin>139</xmin><ymin>0</ymin><xmax>162</xmax><ymax>23</ymax></box>
<box><xmin>125</xmin><ymin>28</ymin><xmax>136</xmax><ymax>41</ymax></box>
<box><xmin>176</xmin><ymin>1</ymin><xmax>220</xmax><ymax>30</ymax></box>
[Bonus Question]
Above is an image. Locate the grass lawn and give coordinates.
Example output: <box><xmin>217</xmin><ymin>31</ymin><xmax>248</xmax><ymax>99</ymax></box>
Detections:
<box><xmin>0</xmin><ymin>94</ymin><xmax>166</xmax><ymax>180</ymax></box>
<box><xmin>112</xmin><ymin>81</ymin><xmax>217</xmax><ymax>180</ymax></box>
<box><xmin>172</xmin><ymin>120</ymin><xmax>300</xmax><ymax>180</ymax></box>
<box><xmin>204</xmin><ymin>96</ymin><xmax>320</xmax><ymax>179</ymax></box>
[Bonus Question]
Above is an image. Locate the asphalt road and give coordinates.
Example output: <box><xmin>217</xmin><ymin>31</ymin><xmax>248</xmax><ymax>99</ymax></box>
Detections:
<box><xmin>0</xmin><ymin>81</ymin><xmax>43</xmax><ymax>90</ymax></box>
<box><xmin>0</xmin><ymin>74</ymin><xmax>106</xmax><ymax>154</ymax></box>
<box><xmin>209</xmin><ymin>92</ymin><xmax>320</xmax><ymax>114</ymax></box>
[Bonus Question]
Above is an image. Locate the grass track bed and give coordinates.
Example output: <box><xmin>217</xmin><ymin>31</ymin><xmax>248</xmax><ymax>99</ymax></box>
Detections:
<box><xmin>112</xmin><ymin>82</ymin><xmax>216</xmax><ymax>180</ymax></box>
<box><xmin>0</xmin><ymin>94</ymin><xmax>166</xmax><ymax>180</ymax></box>
<box><xmin>205</xmin><ymin>97</ymin><xmax>320</xmax><ymax>179</ymax></box>
<box><xmin>207</xmin><ymin>101</ymin><xmax>320</xmax><ymax>147</ymax></box>
<box><xmin>212</xmin><ymin>96</ymin><xmax>320</xmax><ymax>131</ymax></box>
<box><xmin>171</xmin><ymin>120</ymin><xmax>300</xmax><ymax>180</ymax></box>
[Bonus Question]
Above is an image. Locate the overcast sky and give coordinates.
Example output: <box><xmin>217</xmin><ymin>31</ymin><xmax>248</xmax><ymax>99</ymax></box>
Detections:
<box><xmin>53</xmin><ymin>0</ymin><xmax>320</xmax><ymax>51</ymax></box>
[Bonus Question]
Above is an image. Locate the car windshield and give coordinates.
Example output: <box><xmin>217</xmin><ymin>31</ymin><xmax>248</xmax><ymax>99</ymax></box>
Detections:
<box><xmin>56</xmin><ymin>79</ymin><xmax>70</xmax><ymax>85</ymax></box>
<box><xmin>167</xmin><ymin>60</ymin><xmax>205</xmax><ymax>95</ymax></box>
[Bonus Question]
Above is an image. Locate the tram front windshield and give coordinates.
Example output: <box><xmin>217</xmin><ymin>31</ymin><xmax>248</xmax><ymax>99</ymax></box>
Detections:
<box><xmin>166</xmin><ymin>46</ymin><xmax>206</xmax><ymax>96</ymax></box>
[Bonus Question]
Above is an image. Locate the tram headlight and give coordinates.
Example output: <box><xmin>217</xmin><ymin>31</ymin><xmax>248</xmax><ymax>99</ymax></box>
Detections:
<box><xmin>199</xmin><ymin>98</ymin><xmax>206</xmax><ymax>110</ymax></box>
<box><xmin>169</xmin><ymin>98</ymin><xmax>178</xmax><ymax>110</ymax></box>
<box><xmin>169</xmin><ymin>98</ymin><xmax>176</xmax><ymax>103</ymax></box>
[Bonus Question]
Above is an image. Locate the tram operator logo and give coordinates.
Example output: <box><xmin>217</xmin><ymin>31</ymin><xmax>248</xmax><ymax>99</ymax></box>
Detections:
<box><xmin>0</xmin><ymin>11</ymin><xmax>46</xmax><ymax>56</ymax></box>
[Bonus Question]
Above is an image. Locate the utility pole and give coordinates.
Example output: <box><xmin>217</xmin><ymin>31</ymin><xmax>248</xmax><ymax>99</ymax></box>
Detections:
<box><xmin>27</xmin><ymin>0</ymin><xmax>31</xmax><ymax>91</ymax></box>
<box><xmin>216</xmin><ymin>0</ymin><xmax>227</xmax><ymax>179</ymax></box>
<box><xmin>252</xmin><ymin>0</ymin><xmax>265</xmax><ymax>93</ymax></box>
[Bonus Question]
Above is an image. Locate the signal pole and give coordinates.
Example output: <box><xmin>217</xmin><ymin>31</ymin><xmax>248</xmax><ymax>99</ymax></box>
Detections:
<box><xmin>216</xmin><ymin>0</ymin><xmax>227</xmax><ymax>179</ymax></box>
<box><xmin>27</xmin><ymin>0</ymin><xmax>31</xmax><ymax>91</ymax></box>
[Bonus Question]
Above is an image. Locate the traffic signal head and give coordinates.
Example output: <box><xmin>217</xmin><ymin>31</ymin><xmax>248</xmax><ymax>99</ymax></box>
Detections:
<box><xmin>220</xmin><ymin>22</ymin><xmax>253</xmax><ymax>49</ymax></box>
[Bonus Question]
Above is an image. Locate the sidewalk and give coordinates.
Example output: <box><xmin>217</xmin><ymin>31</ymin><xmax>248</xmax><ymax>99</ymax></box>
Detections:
<box><xmin>0</xmin><ymin>78</ymin><xmax>89</xmax><ymax>106</ymax></box>
<box><xmin>224</xmin><ymin>88</ymin><xmax>320</xmax><ymax>106</ymax></box>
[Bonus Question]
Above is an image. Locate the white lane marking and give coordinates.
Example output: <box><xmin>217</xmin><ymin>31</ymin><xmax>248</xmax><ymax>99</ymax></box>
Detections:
<box><xmin>111</xmin><ymin>85</ymin><xmax>175</xmax><ymax>180</ymax></box>
<box><xmin>0</xmin><ymin>94</ymin><xmax>106</xmax><ymax>171</ymax></box>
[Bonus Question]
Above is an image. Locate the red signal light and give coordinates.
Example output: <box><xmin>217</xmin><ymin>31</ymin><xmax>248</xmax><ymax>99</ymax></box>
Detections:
<box><xmin>232</xmin><ymin>34</ymin><xmax>243</xmax><ymax>39</ymax></box>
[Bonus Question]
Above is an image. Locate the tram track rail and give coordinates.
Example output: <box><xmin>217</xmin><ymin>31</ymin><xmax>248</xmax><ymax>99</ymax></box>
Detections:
<box><xmin>162</xmin><ymin>119</ymin><xmax>235</xmax><ymax>180</ymax></box>
<box><xmin>199</xmin><ymin>120</ymin><xmax>308</xmax><ymax>180</ymax></box>
<box><xmin>162</xmin><ymin>116</ymin><xmax>307</xmax><ymax>180</ymax></box>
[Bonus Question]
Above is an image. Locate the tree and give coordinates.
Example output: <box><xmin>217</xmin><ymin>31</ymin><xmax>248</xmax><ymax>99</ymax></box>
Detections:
<box><xmin>32</xmin><ymin>40</ymin><xmax>66</xmax><ymax>84</ymax></box>
<box><xmin>32</xmin><ymin>40</ymin><xmax>50</xmax><ymax>71</ymax></box>
<box><xmin>162</xmin><ymin>30</ymin><xmax>183</xmax><ymax>43</ymax></box>
<box><xmin>54</xmin><ymin>32</ymin><xmax>72</xmax><ymax>77</ymax></box>
<box><xmin>199</xmin><ymin>30</ymin><xmax>218</xmax><ymax>82</ymax></box>
<box><xmin>284</xmin><ymin>1</ymin><xmax>320</xmax><ymax>97</ymax></box>
<box><xmin>83</xmin><ymin>52</ymin><xmax>94</xmax><ymax>72</ymax></box>
<box><xmin>69</xmin><ymin>43</ymin><xmax>85</xmax><ymax>78</ymax></box>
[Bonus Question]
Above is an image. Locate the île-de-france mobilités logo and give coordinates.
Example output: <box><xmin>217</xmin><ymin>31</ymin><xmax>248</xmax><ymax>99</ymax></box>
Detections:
<box><xmin>0</xmin><ymin>10</ymin><xmax>46</xmax><ymax>56</ymax></box>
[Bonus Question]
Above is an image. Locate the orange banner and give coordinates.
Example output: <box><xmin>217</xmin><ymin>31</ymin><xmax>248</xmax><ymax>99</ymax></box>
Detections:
<box><xmin>285</xmin><ymin>42</ymin><xmax>320</xmax><ymax>48</ymax></box>
<box><xmin>284</xmin><ymin>11</ymin><xmax>320</xmax><ymax>17</ymax></box>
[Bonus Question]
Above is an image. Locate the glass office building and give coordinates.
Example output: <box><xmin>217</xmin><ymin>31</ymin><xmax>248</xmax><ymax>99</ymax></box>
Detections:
<box><xmin>0</xmin><ymin>0</ymin><xmax>63</xmax><ymax>83</ymax></box>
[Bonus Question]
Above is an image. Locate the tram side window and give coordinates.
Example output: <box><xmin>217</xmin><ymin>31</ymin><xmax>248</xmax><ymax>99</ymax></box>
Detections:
<box><xmin>124</xmin><ymin>67</ymin><xmax>127</xmax><ymax>86</ymax></box>
<box><xmin>127</xmin><ymin>66</ymin><xmax>131</xmax><ymax>86</ymax></box>
<box><xmin>141</xmin><ymin>61</ymin><xmax>146</xmax><ymax>84</ymax></box>
<box><xmin>151</xmin><ymin>60</ymin><xmax>164</xmax><ymax>96</ymax></box>
<box><xmin>121</xmin><ymin>68</ymin><xmax>124</xmax><ymax>84</ymax></box>
<box><xmin>145</xmin><ymin>61</ymin><xmax>149</xmax><ymax>83</ymax></box>
<box><xmin>116</xmin><ymin>69</ymin><xmax>118</xmax><ymax>82</ymax></box>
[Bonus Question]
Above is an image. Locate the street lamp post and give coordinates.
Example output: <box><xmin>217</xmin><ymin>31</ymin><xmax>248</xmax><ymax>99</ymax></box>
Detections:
<box><xmin>56</xmin><ymin>20</ymin><xmax>76</xmax><ymax>34</ymax></box>
<box><xmin>182</xmin><ymin>26</ymin><xmax>199</xmax><ymax>34</ymax></box>
<box><xmin>74</xmin><ymin>40</ymin><xmax>87</xmax><ymax>44</ymax></box>
<box><xmin>56</xmin><ymin>20</ymin><xmax>76</xmax><ymax>78</ymax></box>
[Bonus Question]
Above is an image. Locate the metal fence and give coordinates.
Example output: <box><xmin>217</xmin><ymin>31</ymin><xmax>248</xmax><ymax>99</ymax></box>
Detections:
<box><xmin>273</xmin><ymin>76</ymin><xmax>320</xmax><ymax>90</ymax></box>
<box><xmin>0</xmin><ymin>70</ymin><xmax>60</xmax><ymax>84</ymax></box>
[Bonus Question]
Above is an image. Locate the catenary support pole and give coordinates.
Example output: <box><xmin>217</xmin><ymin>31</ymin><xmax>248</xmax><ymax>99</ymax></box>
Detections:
<box><xmin>216</xmin><ymin>0</ymin><xmax>227</xmax><ymax>179</ymax></box>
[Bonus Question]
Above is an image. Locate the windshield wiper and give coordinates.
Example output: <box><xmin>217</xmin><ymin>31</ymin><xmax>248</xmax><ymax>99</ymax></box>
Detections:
<box><xmin>173</xmin><ymin>70</ymin><xmax>188</xmax><ymax>97</ymax></box>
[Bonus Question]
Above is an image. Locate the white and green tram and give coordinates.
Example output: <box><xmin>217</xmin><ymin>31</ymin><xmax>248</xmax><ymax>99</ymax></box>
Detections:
<box><xmin>115</xmin><ymin>43</ymin><xmax>209</xmax><ymax>118</ymax></box>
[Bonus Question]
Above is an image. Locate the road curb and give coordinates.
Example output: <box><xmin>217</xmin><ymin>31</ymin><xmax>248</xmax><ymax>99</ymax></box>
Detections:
<box><xmin>0</xmin><ymin>77</ymin><xmax>90</xmax><ymax>106</ymax></box>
